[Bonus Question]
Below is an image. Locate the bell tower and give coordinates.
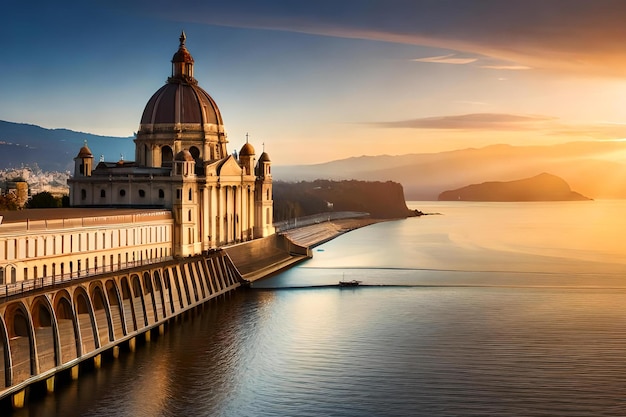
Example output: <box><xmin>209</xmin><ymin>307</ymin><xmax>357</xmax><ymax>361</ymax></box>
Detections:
<box><xmin>254</xmin><ymin>150</ymin><xmax>274</xmax><ymax>237</ymax></box>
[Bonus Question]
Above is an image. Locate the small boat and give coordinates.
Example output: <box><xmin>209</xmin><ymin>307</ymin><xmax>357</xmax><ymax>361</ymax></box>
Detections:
<box><xmin>338</xmin><ymin>279</ymin><xmax>361</xmax><ymax>287</ymax></box>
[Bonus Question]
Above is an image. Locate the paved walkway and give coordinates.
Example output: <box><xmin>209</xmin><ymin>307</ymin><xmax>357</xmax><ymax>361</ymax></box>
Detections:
<box><xmin>281</xmin><ymin>218</ymin><xmax>382</xmax><ymax>248</ymax></box>
<box><xmin>235</xmin><ymin>218</ymin><xmax>383</xmax><ymax>282</ymax></box>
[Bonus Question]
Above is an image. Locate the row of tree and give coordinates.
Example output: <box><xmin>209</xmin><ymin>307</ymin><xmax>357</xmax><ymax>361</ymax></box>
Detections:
<box><xmin>0</xmin><ymin>192</ymin><xmax>68</xmax><ymax>210</ymax></box>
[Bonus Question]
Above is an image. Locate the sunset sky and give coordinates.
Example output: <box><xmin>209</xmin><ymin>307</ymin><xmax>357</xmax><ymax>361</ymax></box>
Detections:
<box><xmin>3</xmin><ymin>0</ymin><xmax>626</xmax><ymax>164</ymax></box>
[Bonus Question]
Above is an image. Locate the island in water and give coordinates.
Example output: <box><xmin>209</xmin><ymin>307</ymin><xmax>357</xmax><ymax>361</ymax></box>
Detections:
<box><xmin>438</xmin><ymin>173</ymin><xmax>592</xmax><ymax>202</ymax></box>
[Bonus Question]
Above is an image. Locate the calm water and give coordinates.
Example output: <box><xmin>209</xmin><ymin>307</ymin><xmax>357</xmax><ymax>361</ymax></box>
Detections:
<box><xmin>11</xmin><ymin>201</ymin><xmax>626</xmax><ymax>416</ymax></box>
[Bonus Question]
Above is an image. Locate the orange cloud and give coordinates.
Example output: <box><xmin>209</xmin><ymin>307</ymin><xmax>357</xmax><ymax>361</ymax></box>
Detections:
<box><xmin>374</xmin><ymin>113</ymin><xmax>556</xmax><ymax>130</ymax></box>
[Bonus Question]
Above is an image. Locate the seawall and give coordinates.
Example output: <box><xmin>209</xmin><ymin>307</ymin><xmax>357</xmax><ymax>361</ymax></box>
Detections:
<box><xmin>225</xmin><ymin>217</ymin><xmax>385</xmax><ymax>283</ymax></box>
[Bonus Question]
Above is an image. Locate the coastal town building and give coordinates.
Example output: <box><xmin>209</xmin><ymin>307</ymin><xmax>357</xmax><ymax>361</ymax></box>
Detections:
<box><xmin>0</xmin><ymin>32</ymin><xmax>274</xmax><ymax>284</ymax></box>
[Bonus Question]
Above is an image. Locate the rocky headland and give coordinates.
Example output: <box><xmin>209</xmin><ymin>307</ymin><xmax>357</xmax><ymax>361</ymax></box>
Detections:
<box><xmin>438</xmin><ymin>173</ymin><xmax>591</xmax><ymax>202</ymax></box>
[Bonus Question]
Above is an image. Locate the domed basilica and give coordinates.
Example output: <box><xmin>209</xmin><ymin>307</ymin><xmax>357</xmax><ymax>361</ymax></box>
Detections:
<box><xmin>68</xmin><ymin>32</ymin><xmax>274</xmax><ymax>256</ymax></box>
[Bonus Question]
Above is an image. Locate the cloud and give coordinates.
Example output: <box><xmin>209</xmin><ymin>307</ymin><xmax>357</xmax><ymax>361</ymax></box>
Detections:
<box><xmin>375</xmin><ymin>113</ymin><xmax>556</xmax><ymax>130</ymax></box>
<box><xmin>116</xmin><ymin>0</ymin><xmax>626</xmax><ymax>77</ymax></box>
<box><xmin>480</xmin><ymin>65</ymin><xmax>532</xmax><ymax>70</ymax></box>
<box><xmin>373</xmin><ymin>113</ymin><xmax>626</xmax><ymax>143</ymax></box>
<box><xmin>412</xmin><ymin>54</ymin><xmax>477</xmax><ymax>65</ymax></box>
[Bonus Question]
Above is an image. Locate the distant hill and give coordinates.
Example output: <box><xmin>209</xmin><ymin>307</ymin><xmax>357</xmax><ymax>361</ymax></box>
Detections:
<box><xmin>273</xmin><ymin>180</ymin><xmax>415</xmax><ymax>220</ymax></box>
<box><xmin>275</xmin><ymin>141</ymin><xmax>626</xmax><ymax>200</ymax></box>
<box><xmin>0</xmin><ymin>120</ymin><xmax>134</xmax><ymax>171</ymax></box>
<box><xmin>438</xmin><ymin>173</ymin><xmax>591</xmax><ymax>202</ymax></box>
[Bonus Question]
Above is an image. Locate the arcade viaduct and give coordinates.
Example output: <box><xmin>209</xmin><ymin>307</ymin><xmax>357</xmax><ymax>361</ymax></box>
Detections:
<box><xmin>0</xmin><ymin>251</ymin><xmax>244</xmax><ymax>408</ymax></box>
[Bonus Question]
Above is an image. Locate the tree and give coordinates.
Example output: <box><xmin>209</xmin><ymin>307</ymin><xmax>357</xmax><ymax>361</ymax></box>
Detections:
<box><xmin>26</xmin><ymin>191</ymin><xmax>61</xmax><ymax>208</ymax></box>
<box><xmin>0</xmin><ymin>193</ymin><xmax>19</xmax><ymax>211</ymax></box>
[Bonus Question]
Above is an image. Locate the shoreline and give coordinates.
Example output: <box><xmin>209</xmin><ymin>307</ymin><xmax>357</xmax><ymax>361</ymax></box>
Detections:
<box><xmin>280</xmin><ymin>217</ymin><xmax>390</xmax><ymax>248</ymax></box>
<box><xmin>233</xmin><ymin>218</ymin><xmax>394</xmax><ymax>283</ymax></box>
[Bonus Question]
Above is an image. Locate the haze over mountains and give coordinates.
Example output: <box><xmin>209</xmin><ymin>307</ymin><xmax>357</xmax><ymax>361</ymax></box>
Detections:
<box><xmin>277</xmin><ymin>142</ymin><xmax>626</xmax><ymax>200</ymax></box>
<box><xmin>2</xmin><ymin>120</ymin><xmax>626</xmax><ymax>200</ymax></box>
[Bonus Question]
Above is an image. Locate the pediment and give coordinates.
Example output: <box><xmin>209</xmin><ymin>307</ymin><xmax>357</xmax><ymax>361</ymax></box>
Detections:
<box><xmin>216</xmin><ymin>155</ymin><xmax>243</xmax><ymax>176</ymax></box>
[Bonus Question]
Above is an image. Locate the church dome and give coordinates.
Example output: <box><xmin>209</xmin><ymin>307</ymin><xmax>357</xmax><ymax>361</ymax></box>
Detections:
<box><xmin>175</xmin><ymin>149</ymin><xmax>195</xmax><ymax>161</ymax></box>
<box><xmin>139</xmin><ymin>31</ymin><xmax>223</xmax><ymax>127</ymax></box>
<box><xmin>76</xmin><ymin>144</ymin><xmax>93</xmax><ymax>158</ymax></box>
<box><xmin>240</xmin><ymin>142</ymin><xmax>255</xmax><ymax>157</ymax></box>
<box><xmin>258</xmin><ymin>152</ymin><xmax>271</xmax><ymax>163</ymax></box>
<box><xmin>140</xmin><ymin>83</ymin><xmax>223</xmax><ymax>126</ymax></box>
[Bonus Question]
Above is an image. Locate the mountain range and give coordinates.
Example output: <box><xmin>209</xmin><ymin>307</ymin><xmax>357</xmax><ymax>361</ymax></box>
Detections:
<box><xmin>2</xmin><ymin>120</ymin><xmax>625</xmax><ymax>200</ymax></box>
<box><xmin>276</xmin><ymin>141</ymin><xmax>626</xmax><ymax>200</ymax></box>
<box><xmin>0</xmin><ymin>120</ymin><xmax>134</xmax><ymax>172</ymax></box>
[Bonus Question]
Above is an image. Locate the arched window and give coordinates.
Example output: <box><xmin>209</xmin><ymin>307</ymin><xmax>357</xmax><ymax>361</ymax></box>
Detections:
<box><xmin>0</xmin><ymin>266</ymin><xmax>4</xmax><ymax>284</ymax></box>
<box><xmin>100</xmin><ymin>189</ymin><xmax>106</xmax><ymax>198</ymax></box>
<box><xmin>81</xmin><ymin>189</ymin><xmax>87</xmax><ymax>200</ymax></box>
<box><xmin>189</xmin><ymin>146</ymin><xmax>200</xmax><ymax>161</ymax></box>
<box><xmin>158</xmin><ymin>189</ymin><xmax>165</xmax><ymax>199</ymax></box>
<box><xmin>162</xmin><ymin>145</ymin><xmax>174</xmax><ymax>167</ymax></box>
<box><xmin>120</xmin><ymin>189</ymin><xmax>126</xmax><ymax>197</ymax></box>
<box><xmin>139</xmin><ymin>189</ymin><xmax>146</xmax><ymax>198</ymax></box>
<box><xmin>188</xmin><ymin>210</ymin><xmax>192</xmax><ymax>221</ymax></box>
<box><xmin>188</xmin><ymin>188</ymin><xmax>192</xmax><ymax>201</ymax></box>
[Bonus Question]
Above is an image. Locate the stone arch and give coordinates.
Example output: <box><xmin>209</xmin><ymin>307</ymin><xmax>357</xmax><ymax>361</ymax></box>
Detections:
<box><xmin>163</xmin><ymin>268</ymin><xmax>179</xmax><ymax>314</ymax></box>
<box><xmin>53</xmin><ymin>291</ymin><xmax>79</xmax><ymax>362</ymax></box>
<box><xmin>105</xmin><ymin>279</ymin><xmax>125</xmax><ymax>339</ymax></box>
<box><xmin>5</xmin><ymin>264</ymin><xmax>17</xmax><ymax>284</ymax></box>
<box><xmin>153</xmin><ymin>270</ymin><xmax>167</xmax><ymax>319</ymax></box>
<box><xmin>4</xmin><ymin>302</ymin><xmax>35</xmax><ymax>385</ymax></box>
<box><xmin>73</xmin><ymin>287</ymin><xmax>97</xmax><ymax>355</ymax></box>
<box><xmin>189</xmin><ymin>145</ymin><xmax>200</xmax><ymax>161</ymax></box>
<box><xmin>176</xmin><ymin>265</ymin><xmax>192</xmax><ymax>306</ymax></box>
<box><xmin>90</xmin><ymin>284</ymin><xmax>113</xmax><ymax>346</ymax></box>
<box><xmin>131</xmin><ymin>274</ymin><xmax>147</xmax><ymax>328</ymax></box>
<box><xmin>119</xmin><ymin>277</ymin><xmax>136</xmax><ymax>334</ymax></box>
<box><xmin>30</xmin><ymin>296</ymin><xmax>58</xmax><ymax>373</ymax></box>
<box><xmin>185</xmin><ymin>263</ymin><xmax>200</xmax><ymax>303</ymax></box>
<box><xmin>202</xmin><ymin>258</ymin><xmax>217</xmax><ymax>295</ymax></box>
<box><xmin>192</xmin><ymin>262</ymin><xmax>206</xmax><ymax>299</ymax></box>
<box><xmin>142</xmin><ymin>272</ymin><xmax>157</xmax><ymax>324</ymax></box>
<box><xmin>162</xmin><ymin>145</ymin><xmax>173</xmax><ymax>167</ymax></box>
<box><xmin>0</xmin><ymin>315</ymin><xmax>10</xmax><ymax>389</ymax></box>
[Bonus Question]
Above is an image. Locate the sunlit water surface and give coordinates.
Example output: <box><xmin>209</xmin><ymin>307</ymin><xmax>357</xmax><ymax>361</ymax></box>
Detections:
<box><xmin>11</xmin><ymin>201</ymin><xmax>626</xmax><ymax>417</ymax></box>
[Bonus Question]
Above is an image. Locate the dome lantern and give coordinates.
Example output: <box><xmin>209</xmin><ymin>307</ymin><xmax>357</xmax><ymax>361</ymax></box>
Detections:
<box><xmin>171</xmin><ymin>31</ymin><xmax>195</xmax><ymax>83</ymax></box>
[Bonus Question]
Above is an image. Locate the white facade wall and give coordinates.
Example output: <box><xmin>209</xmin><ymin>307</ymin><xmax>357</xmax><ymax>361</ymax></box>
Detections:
<box><xmin>0</xmin><ymin>216</ymin><xmax>174</xmax><ymax>284</ymax></box>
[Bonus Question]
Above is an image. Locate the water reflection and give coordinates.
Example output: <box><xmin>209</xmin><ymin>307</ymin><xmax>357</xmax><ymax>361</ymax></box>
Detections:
<box><xmin>9</xmin><ymin>201</ymin><xmax>626</xmax><ymax>416</ymax></box>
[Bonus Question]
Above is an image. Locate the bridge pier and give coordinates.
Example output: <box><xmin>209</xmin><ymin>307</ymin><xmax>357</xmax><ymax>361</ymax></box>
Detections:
<box><xmin>93</xmin><ymin>354</ymin><xmax>101</xmax><ymax>369</ymax></box>
<box><xmin>71</xmin><ymin>365</ymin><xmax>79</xmax><ymax>380</ymax></box>
<box><xmin>11</xmin><ymin>390</ymin><xmax>24</xmax><ymax>409</ymax></box>
<box><xmin>46</xmin><ymin>376</ymin><xmax>55</xmax><ymax>393</ymax></box>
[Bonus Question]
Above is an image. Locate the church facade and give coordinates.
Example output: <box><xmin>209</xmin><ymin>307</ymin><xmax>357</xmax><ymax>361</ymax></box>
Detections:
<box><xmin>68</xmin><ymin>32</ymin><xmax>274</xmax><ymax>257</ymax></box>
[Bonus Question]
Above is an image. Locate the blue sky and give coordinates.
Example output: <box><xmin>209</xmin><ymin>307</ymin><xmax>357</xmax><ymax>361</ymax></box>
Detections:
<box><xmin>3</xmin><ymin>1</ymin><xmax>626</xmax><ymax>164</ymax></box>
